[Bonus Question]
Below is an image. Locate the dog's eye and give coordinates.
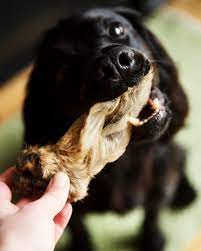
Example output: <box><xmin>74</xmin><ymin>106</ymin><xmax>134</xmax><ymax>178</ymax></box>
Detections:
<box><xmin>108</xmin><ymin>23</ymin><xmax>125</xmax><ymax>37</ymax></box>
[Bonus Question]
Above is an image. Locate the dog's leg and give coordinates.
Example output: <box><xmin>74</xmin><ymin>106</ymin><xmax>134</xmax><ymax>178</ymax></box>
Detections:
<box><xmin>138</xmin><ymin>162</ymin><xmax>167</xmax><ymax>251</ymax></box>
<box><xmin>137</xmin><ymin>183</ymin><xmax>166</xmax><ymax>251</ymax></box>
<box><xmin>138</xmin><ymin>143</ymin><xmax>196</xmax><ymax>251</ymax></box>
<box><xmin>138</xmin><ymin>205</ymin><xmax>165</xmax><ymax>251</ymax></box>
<box><xmin>170</xmin><ymin>146</ymin><xmax>197</xmax><ymax>209</ymax></box>
<box><xmin>137</xmin><ymin>143</ymin><xmax>176</xmax><ymax>251</ymax></box>
<box><xmin>68</xmin><ymin>214</ymin><xmax>93</xmax><ymax>251</ymax></box>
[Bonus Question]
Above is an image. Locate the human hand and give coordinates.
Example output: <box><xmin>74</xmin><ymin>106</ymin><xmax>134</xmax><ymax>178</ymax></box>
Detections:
<box><xmin>0</xmin><ymin>167</ymin><xmax>72</xmax><ymax>251</ymax></box>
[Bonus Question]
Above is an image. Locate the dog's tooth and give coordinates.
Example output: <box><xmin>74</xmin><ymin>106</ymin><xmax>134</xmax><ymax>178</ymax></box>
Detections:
<box><xmin>139</xmin><ymin>121</ymin><xmax>144</xmax><ymax>126</ymax></box>
<box><xmin>128</xmin><ymin>117</ymin><xmax>140</xmax><ymax>126</ymax></box>
<box><xmin>152</xmin><ymin>98</ymin><xmax>160</xmax><ymax>110</ymax></box>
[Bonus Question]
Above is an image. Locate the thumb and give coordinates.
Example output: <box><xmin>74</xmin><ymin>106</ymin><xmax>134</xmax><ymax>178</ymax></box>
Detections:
<box><xmin>0</xmin><ymin>182</ymin><xmax>12</xmax><ymax>202</ymax></box>
<box><xmin>32</xmin><ymin>172</ymin><xmax>70</xmax><ymax>218</ymax></box>
<box><xmin>0</xmin><ymin>182</ymin><xmax>18</xmax><ymax>220</ymax></box>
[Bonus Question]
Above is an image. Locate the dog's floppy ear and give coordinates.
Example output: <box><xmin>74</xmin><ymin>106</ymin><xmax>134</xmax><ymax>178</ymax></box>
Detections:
<box><xmin>23</xmin><ymin>19</ymin><xmax>78</xmax><ymax>145</ymax></box>
<box><xmin>114</xmin><ymin>7</ymin><xmax>189</xmax><ymax>141</ymax></box>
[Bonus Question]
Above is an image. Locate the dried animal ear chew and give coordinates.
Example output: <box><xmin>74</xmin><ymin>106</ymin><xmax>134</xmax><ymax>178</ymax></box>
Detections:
<box><xmin>12</xmin><ymin>70</ymin><xmax>158</xmax><ymax>202</ymax></box>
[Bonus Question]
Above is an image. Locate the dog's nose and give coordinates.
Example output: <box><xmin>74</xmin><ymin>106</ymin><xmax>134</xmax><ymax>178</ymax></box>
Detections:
<box><xmin>82</xmin><ymin>45</ymin><xmax>152</xmax><ymax>102</ymax></box>
<box><xmin>118</xmin><ymin>50</ymin><xmax>150</xmax><ymax>76</ymax></box>
<box><xmin>101</xmin><ymin>45</ymin><xmax>151</xmax><ymax>85</ymax></box>
<box><xmin>118</xmin><ymin>50</ymin><xmax>135</xmax><ymax>68</ymax></box>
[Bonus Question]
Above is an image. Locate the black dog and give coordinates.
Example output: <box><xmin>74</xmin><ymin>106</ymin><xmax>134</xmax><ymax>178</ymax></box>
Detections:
<box><xmin>23</xmin><ymin>8</ymin><xmax>196</xmax><ymax>251</ymax></box>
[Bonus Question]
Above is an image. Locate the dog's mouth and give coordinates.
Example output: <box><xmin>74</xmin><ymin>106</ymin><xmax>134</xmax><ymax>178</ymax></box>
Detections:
<box><xmin>128</xmin><ymin>86</ymin><xmax>166</xmax><ymax>128</ymax></box>
<box><xmin>128</xmin><ymin>96</ymin><xmax>160</xmax><ymax>127</ymax></box>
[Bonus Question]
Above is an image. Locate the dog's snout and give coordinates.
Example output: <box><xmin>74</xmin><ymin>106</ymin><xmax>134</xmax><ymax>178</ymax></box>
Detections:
<box><xmin>118</xmin><ymin>51</ymin><xmax>135</xmax><ymax>68</ymax></box>
<box><xmin>100</xmin><ymin>46</ymin><xmax>151</xmax><ymax>84</ymax></box>
<box><xmin>133</xmin><ymin>52</ymin><xmax>151</xmax><ymax>76</ymax></box>
<box><xmin>96</xmin><ymin>61</ymin><xmax>119</xmax><ymax>81</ymax></box>
<box><xmin>116</xmin><ymin>49</ymin><xmax>151</xmax><ymax>79</ymax></box>
<box><xmin>83</xmin><ymin>45</ymin><xmax>152</xmax><ymax>102</ymax></box>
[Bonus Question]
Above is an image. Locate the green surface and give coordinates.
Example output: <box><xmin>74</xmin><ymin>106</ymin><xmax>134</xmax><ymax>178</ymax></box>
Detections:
<box><xmin>0</xmin><ymin>9</ymin><xmax>201</xmax><ymax>251</ymax></box>
<box><xmin>0</xmin><ymin>114</ymin><xmax>23</xmax><ymax>169</ymax></box>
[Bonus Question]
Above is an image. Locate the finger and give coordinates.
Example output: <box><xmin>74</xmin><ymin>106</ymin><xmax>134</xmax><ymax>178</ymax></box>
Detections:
<box><xmin>16</xmin><ymin>198</ymin><xmax>32</xmax><ymax>208</ymax></box>
<box><xmin>0</xmin><ymin>167</ymin><xmax>16</xmax><ymax>184</ymax></box>
<box><xmin>32</xmin><ymin>172</ymin><xmax>70</xmax><ymax>218</ymax></box>
<box><xmin>54</xmin><ymin>203</ymin><xmax>72</xmax><ymax>243</ymax></box>
<box><xmin>0</xmin><ymin>182</ymin><xmax>12</xmax><ymax>202</ymax></box>
<box><xmin>0</xmin><ymin>200</ymin><xmax>18</xmax><ymax>220</ymax></box>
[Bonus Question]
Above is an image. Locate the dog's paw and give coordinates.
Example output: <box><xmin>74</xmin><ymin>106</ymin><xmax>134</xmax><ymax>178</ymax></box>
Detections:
<box><xmin>137</xmin><ymin>228</ymin><xmax>165</xmax><ymax>251</ymax></box>
<box><xmin>170</xmin><ymin>176</ymin><xmax>197</xmax><ymax>210</ymax></box>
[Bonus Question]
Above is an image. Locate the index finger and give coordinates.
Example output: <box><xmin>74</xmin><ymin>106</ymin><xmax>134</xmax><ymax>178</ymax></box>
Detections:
<box><xmin>0</xmin><ymin>167</ymin><xmax>16</xmax><ymax>184</ymax></box>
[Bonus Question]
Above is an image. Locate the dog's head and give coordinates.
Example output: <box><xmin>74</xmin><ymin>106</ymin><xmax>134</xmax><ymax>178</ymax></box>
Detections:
<box><xmin>25</xmin><ymin>7</ymin><xmax>182</xmax><ymax>145</ymax></box>
<box><xmin>37</xmin><ymin>8</ymin><xmax>153</xmax><ymax>102</ymax></box>
<box><xmin>76</xmin><ymin>9</ymin><xmax>153</xmax><ymax>103</ymax></box>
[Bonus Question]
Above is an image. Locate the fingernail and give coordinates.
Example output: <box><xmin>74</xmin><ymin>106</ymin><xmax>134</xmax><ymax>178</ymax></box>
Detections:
<box><xmin>53</xmin><ymin>172</ymin><xmax>68</xmax><ymax>187</ymax></box>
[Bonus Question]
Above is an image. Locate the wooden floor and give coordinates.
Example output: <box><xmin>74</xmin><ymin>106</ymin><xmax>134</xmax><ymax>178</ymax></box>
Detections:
<box><xmin>0</xmin><ymin>66</ymin><xmax>31</xmax><ymax>124</ymax></box>
<box><xmin>170</xmin><ymin>0</ymin><xmax>201</xmax><ymax>21</ymax></box>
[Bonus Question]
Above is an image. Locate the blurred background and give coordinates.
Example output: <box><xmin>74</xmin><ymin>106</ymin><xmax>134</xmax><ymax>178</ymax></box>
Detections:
<box><xmin>0</xmin><ymin>0</ymin><xmax>201</xmax><ymax>251</ymax></box>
